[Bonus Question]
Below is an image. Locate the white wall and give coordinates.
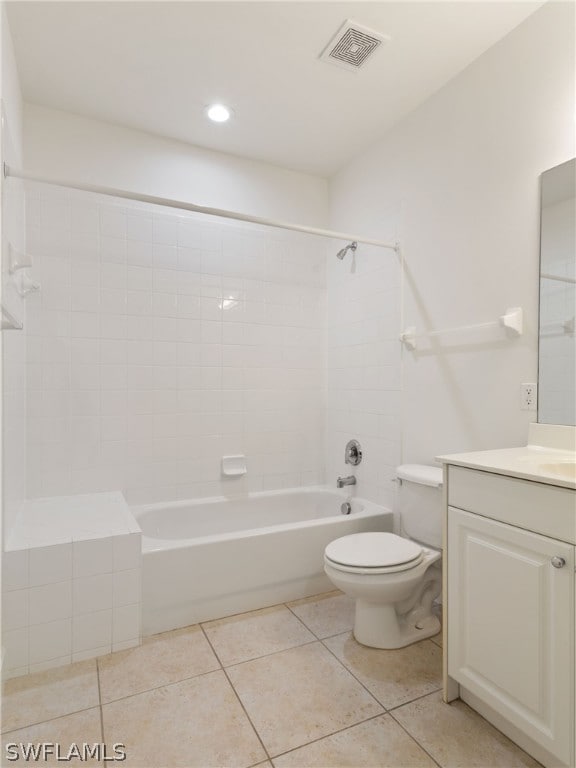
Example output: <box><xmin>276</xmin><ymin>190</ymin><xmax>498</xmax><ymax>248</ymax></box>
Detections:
<box><xmin>23</xmin><ymin>104</ymin><xmax>328</xmax><ymax>227</ymax></box>
<box><xmin>1</xmin><ymin>5</ymin><xmax>23</xmax><ymax>165</ymax></box>
<box><xmin>1</xmin><ymin>4</ymin><xmax>26</xmax><ymax>540</ymax></box>
<box><xmin>329</xmin><ymin>0</ymin><xmax>575</xmax><ymax>471</ymax></box>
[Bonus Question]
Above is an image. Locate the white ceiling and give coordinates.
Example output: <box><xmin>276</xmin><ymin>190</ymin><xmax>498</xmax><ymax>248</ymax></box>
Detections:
<box><xmin>7</xmin><ymin>1</ymin><xmax>546</xmax><ymax>177</ymax></box>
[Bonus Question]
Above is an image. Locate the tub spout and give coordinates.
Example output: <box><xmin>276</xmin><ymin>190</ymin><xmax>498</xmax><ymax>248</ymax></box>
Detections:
<box><xmin>337</xmin><ymin>475</ymin><xmax>356</xmax><ymax>488</ymax></box>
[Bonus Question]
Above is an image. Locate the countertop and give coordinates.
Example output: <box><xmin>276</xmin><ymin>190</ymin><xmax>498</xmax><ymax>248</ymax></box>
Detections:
<box><xmin>437</xmin><ymin>445</ymin><xmax>576</xmax><ymax>490</ymax></box>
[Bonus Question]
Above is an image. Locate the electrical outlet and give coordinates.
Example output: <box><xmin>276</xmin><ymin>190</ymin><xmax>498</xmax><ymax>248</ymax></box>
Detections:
<box><xmin>520</xmin><ymin>383</ymin><xmax>537</xmax><ymax>411</ymax></box>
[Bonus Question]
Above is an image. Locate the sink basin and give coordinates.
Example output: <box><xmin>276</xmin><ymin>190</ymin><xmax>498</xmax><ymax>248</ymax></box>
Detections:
<box><xmin>539</xmin><ymin>461</ymin><xmax>576</xmax><ymax>481</ymax></box>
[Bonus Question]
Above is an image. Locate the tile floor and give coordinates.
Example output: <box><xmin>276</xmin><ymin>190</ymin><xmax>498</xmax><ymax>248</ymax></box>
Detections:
<box><xmin>2</xmin><ymin>591</ymin><xmax>541</xmax><ymax>768</ymax></box>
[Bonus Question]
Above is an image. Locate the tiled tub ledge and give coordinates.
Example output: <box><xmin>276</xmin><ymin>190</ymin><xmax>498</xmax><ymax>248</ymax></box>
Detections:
<box><xmin>2</xmin><ymin>492</ymin><xmax>142</xmax><ymax>679</ymax></box>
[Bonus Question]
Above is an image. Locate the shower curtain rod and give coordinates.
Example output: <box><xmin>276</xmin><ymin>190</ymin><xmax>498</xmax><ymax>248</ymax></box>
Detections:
<box><xmin>4</xmin><ymin>164</ymin><xmax>400</xmax><ymax>253</ymax></box>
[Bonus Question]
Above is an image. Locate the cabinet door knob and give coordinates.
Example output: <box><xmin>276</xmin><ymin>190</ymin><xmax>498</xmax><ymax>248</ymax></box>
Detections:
<box><xmin>551</xmin><ymin>556</ymin><xmax>566</xmax><ymax>569</ymax></box>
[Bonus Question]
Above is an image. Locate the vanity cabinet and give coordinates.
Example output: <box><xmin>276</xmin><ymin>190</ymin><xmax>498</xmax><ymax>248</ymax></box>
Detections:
<box><xmin>445</xmin><ymin>465</ymin><xmax>575</xmax><ymax>768</ymax></box>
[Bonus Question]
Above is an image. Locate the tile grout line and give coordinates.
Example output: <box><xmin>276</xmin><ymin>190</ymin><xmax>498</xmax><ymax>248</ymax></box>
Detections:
<box><xmin>5</xmin><ymin>594</ymin><xmax>445</xmax><ymax>760</ymax></box>
<box><xmin>199</xmin><ymin>624</ymin><xmax>272</xmax><ymax>764</ymax></box>
<box><xmin>200</xmin><ymin>602</ymin><xmax>408</xmax><ymax>761</ymax></box>
<box><xmin>1</xmin><ymin>703</ymin><xmax>102</xmax><ymax>737</ymax></box>
<box><xmin>310</xmin><ymin>626</ymin><xmax>445</xmax><ymax>737</ymax></box>
<box><xmin>387</xmin><ymin>693</ymin><xmax>444</xmax><ymax>768</ymax></box>
<box><xmin>6</xmin><ymin>647</ymin><xmax>442</xmax><ymax>745</ymax></box>
<box><xmin>95</xmin><ymin>657</ymin><xmax>105</xmax><ymax>747</ymax></box>
<box><xmin>284</xmin><ymin>603</ymin><xmax>438</xmax><ymax>763</ymax></box>
<box><xmin>198</xmin><ymin>591</ymin><xmax>339</xmax><ymax>630</ymax></box>
<box><xmin>95</xmin><ymin>664</ymin><xmax>222</xmax><ymax>708</ymax></box>
<box><xmin>283</xmin><ymin>602</ymin><xmax>324</xmax><ymax>641</ymax></box>
<box><xmin>280</xmin><ymin>601</ymin><xmax>323</xmax><ymax>640</ymax></box>
<box><xmin>217</xmin><ymin>637</ymin><xmax>320</xmax><ymax>671</ymax></box>
<box><xmin>386</xmin><ymin>686</ymin><xmax>444</xmax><ymax>713</ymax></box>
<box><xmin>266</xmin><ymin>711</ymin><xmax>388</xmax><ymax>764</ymax></box>
<box><xmin>1</xmin><ymin>679</ymin><xmax>441</xmax><ymax>743</ymax></box>
<box><xmin>317</xmin><ymin>634</ymin><xmax>388</xmax><ymax>714</ymax></box>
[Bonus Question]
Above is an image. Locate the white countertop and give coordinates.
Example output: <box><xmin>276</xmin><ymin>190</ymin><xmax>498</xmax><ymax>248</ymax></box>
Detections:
<box><xmin>437</xmin><ymin>445</ymin><xmax>576</xmax><ymax>490</ymax></box>
<box><xmin>7</xmin><ymin>491</ymin><xmax>141</xmax><ymax>550</ymax></box>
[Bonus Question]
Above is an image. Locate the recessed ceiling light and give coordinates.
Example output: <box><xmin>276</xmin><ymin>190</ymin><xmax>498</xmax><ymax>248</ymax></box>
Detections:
<box><xmin>206</xmin><ymin>104</ymin><xmax>233</xmax><ymax>123</ymax></box>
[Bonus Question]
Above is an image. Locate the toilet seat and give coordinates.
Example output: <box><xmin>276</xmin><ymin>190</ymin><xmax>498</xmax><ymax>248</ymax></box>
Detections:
<box><xmin>325</xmin><ymin>532</ymin><xmax>424</xmax><ymax>575</ymax></box>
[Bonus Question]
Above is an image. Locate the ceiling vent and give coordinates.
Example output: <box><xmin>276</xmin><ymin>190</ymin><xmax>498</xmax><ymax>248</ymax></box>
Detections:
<box><xmin>320</xmin><ymin>20</ymin><xmax>389</xmax><ymax>72</ymax></box>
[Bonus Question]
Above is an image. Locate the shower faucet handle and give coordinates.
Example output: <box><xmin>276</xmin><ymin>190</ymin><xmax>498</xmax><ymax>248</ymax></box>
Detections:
<box><xmin>345</xmin><ymin>439</ymin><xmax>362</xmax><ymax>466</ymax></box>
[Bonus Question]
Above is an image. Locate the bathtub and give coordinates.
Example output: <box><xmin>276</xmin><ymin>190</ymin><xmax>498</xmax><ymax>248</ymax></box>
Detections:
<box><xmin>133</xmin><ymin>486</ymin><xmax>392</xmax><ymax>635</ymax></box>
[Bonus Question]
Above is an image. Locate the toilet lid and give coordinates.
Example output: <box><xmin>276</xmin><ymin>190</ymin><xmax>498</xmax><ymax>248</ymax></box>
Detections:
<box><xmin>325</xmin><ymin>532</ymin><xmax>422</xmax><ymax>569</ymax></box>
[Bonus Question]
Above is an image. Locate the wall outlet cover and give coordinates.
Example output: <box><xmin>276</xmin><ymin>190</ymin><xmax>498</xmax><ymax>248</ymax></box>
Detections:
<box><xmin>520</xmin><ymin>383</ymin><xmax>537</xmax><ymax>411</ymax></box>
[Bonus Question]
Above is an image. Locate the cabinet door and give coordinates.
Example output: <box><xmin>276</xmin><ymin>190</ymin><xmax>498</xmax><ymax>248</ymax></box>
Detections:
<box><xmin>448</xmin><ymin>507</ymin><xmax>575</xmax><ymax>766</ymax></box>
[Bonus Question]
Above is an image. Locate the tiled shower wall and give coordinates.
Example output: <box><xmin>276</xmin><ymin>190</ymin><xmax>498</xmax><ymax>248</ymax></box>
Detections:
<box><xmin>24</xmin><ymin>182</ymin><xmax>326</xmax><ymax>505</ymax></box>
<box><xmin>325</xmin><ymin>241</ymin><xmax>402</xmax><ymax>509</ymax></box>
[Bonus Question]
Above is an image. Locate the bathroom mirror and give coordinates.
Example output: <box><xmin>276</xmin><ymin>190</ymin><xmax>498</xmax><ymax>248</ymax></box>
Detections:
<box><xmin>537</xmin><ymin>158</ymin><xmax>575</xmax><ymax>425</ymax></box>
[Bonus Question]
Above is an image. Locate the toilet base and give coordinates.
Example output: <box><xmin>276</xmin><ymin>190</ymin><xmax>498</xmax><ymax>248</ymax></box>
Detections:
<box><xmin>354</xmin><ymin>600</ymin><xmax>441</xmax><ymax>650</ymax></box>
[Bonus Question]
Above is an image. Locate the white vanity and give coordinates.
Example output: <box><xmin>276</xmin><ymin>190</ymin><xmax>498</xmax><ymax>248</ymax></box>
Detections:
<box><xmin>439</xmin><ymin>424</ymin><xmax>576</xmax><ymax>768</ymax></box>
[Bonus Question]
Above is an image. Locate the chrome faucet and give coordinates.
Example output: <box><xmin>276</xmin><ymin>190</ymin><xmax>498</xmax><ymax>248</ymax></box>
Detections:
<box><xmin>337</xmin><ymin>475</ymin><xmax>356</xmax><ymax>488</ymax></box>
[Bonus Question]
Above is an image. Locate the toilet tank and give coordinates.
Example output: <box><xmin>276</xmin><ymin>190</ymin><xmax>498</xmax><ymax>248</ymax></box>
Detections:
<box><xmin>396</xmin><ymin>464</ymin><xmax>443</xmax><ymax>549</ymax></box>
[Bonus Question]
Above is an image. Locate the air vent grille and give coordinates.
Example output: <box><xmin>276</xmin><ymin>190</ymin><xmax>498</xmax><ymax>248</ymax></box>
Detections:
<box><xmin>320</xmin><ymin>20</ymin><xmax>389</xmax><ymax>71</ymax></box>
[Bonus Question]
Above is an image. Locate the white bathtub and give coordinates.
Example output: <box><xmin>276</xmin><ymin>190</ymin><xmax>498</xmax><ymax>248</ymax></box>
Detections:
<box><xmin>133</xmin><ymin>486</ymin><xmax>392</xmax><ymax>635</ymax></box>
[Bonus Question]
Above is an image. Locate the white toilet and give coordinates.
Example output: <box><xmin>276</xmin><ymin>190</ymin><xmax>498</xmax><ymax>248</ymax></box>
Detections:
<box><xmin>324</xmin><ymin>464</ymin><xmax>443</xmax><ymax>649</ymax></box>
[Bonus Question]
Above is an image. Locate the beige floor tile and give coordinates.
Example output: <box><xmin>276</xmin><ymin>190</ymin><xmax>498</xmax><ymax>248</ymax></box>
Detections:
<box><xmin>2</xmin><ymin>661</ymin><xmax>99</xmax><ymax>733</ymax></box>
<box><xmin>102</xmin><ymin>669</ymin><xmax>266</xmax><ymax>768</ymax></box>
<box><xmin>98</xmin><ymin>624</ymin><xmax>219</xmax><ymax>703</ymax></box>
<box><xmin>288</xmin><ymin>591</ymin><xmax>355</xmax><ymax>638</ymax></box>
<box><xmin>2</xmin><ymin>708</ymin><xmax>102</xmax><ymax>766</ymax></box>
<box><xmin>227</xmin><ymin>641</ymin><xmax>383</xmax><ymax>757</ymax></box>
<box><xmin>273</xmin><ymin>713</ymin><xmax>436</xmax><ymax>767</ymax></box>
<box><xmin>431</xmin><ymin>604</ymin><xmax>443</xmax><ymax>647</ymax></box>
<box><xmin>203</xmin><ymin>605</ymin><xmax>315</xmax><ymax>666</ymax></box>
<box><xmin>324</xmin><ymin>633</ymin><xmax>442</xmax><ymax>710</ymax></box>
<box><xmin>430</xmin><ymin>628</ymin><xmax>443</xmax><ymax>648</ymax></box>
<box><xmin>393</xmin><ymin>691</ymin><xmax>541</xmax><ymax>767</ymax></box>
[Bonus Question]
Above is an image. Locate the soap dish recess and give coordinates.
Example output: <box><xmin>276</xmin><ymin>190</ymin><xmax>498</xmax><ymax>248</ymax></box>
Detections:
<box><xmin>222</xmin><ymin>455</ymin><xmax>247</xmax><ymax>476</ymax></box>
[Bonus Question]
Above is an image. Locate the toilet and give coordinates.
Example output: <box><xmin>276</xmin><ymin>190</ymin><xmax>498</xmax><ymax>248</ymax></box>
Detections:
<box><xmin>324</xmin><ymin>464</ymin><xmax>443</xmax><ymax>649</ymax></box>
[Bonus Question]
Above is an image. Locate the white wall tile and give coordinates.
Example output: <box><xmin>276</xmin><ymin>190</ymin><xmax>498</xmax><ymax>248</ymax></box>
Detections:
<box><xmin>113</xmin><ymin>569</ymin><xmax>141</xmax><ymax>606</ymax></box>
<box><xmin>100</xmin><ymin>207</ymin><xmax>127</xmax><ymax>239</ymax></box>
<box><xmin>29</xmin><ymin>618</ymin><xmax>72</xmax><ymax>664</ymax></box>
<box><xmin>23</xmin><ymin>188</ymin><xmax>327</xmax><ymax>505</ymax></box>
<box><xmin>112</xmin><ymin>637</ymin><xmax>140</xmax><ymax>653</ymax></box>
<box><xmin>4</xmin><ymin>666</ymin><xmax>29</xmax><ymax>680</ymax></box>
<box><xmin>73</xmin><ymin>538</ymin><xmax>113</xmax><ymax>577</ymax></box>
<box><xmin>112</xmin><ymin>534</ymin><xmax>141</xmax><ymax>571</ymax></box>
<box><xmin>71</xmin><ymin>201</ymin><xmax>99</xmax><ymax>236</ymax></box>
<box><xmin>153</xmin><ymin>216</ymin><xmax>178</xmax><ymax>245</ymax></box>
<box><xmin>112</xmin><ymin>604</ymin><xmax>140</xmax><ymax>644</ymax></box>
<box><xmin>72</xmin><ymin>609</ymin><xmax>112</xmax><ymax>652</ymax></box>
<box><xmin>71</xmin><ymin>312</ymin><xmax>99</xmax><ymax>339</ymax></box>
<box><xmin>2</xmin><ymin>550</ymin><xmax>29</xmax><ymax>592</ymax></box>
<box><xmin>3</xmin><ymin>628</ymin><xmax>29</xmax><ymax>670</ymax></box>
<box><xmin>29</xmin><ymin>581</ymin><xmax>72</xmax><ymax>625</ymax></box>
<box><xmin>127</xmin><ymin>213</ymin><xmax>153</xmax><ymax>243</ymax></box>
<box><xmin>29</xmin><ymin>543</ymin><xmax>73</xmax><ymax>586</ymax></box>
<box><xmin>29</xmin><ymin>655</ymin><xmax>73</xmax><ymax>674</ymax></box>
<box><xmin>73</xmin><ymin>573</ymin><xmax>113</xmax><ymax>614</ymax></box>
<box><xmin>3</xmin><ymin>590</ymin><xmax>29</xmax><ymax>631</ymax></box>
<box><xmin>72</xmin><ymin>645</ymin><xmax>112</xmax><ymax>663</ymax></box>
